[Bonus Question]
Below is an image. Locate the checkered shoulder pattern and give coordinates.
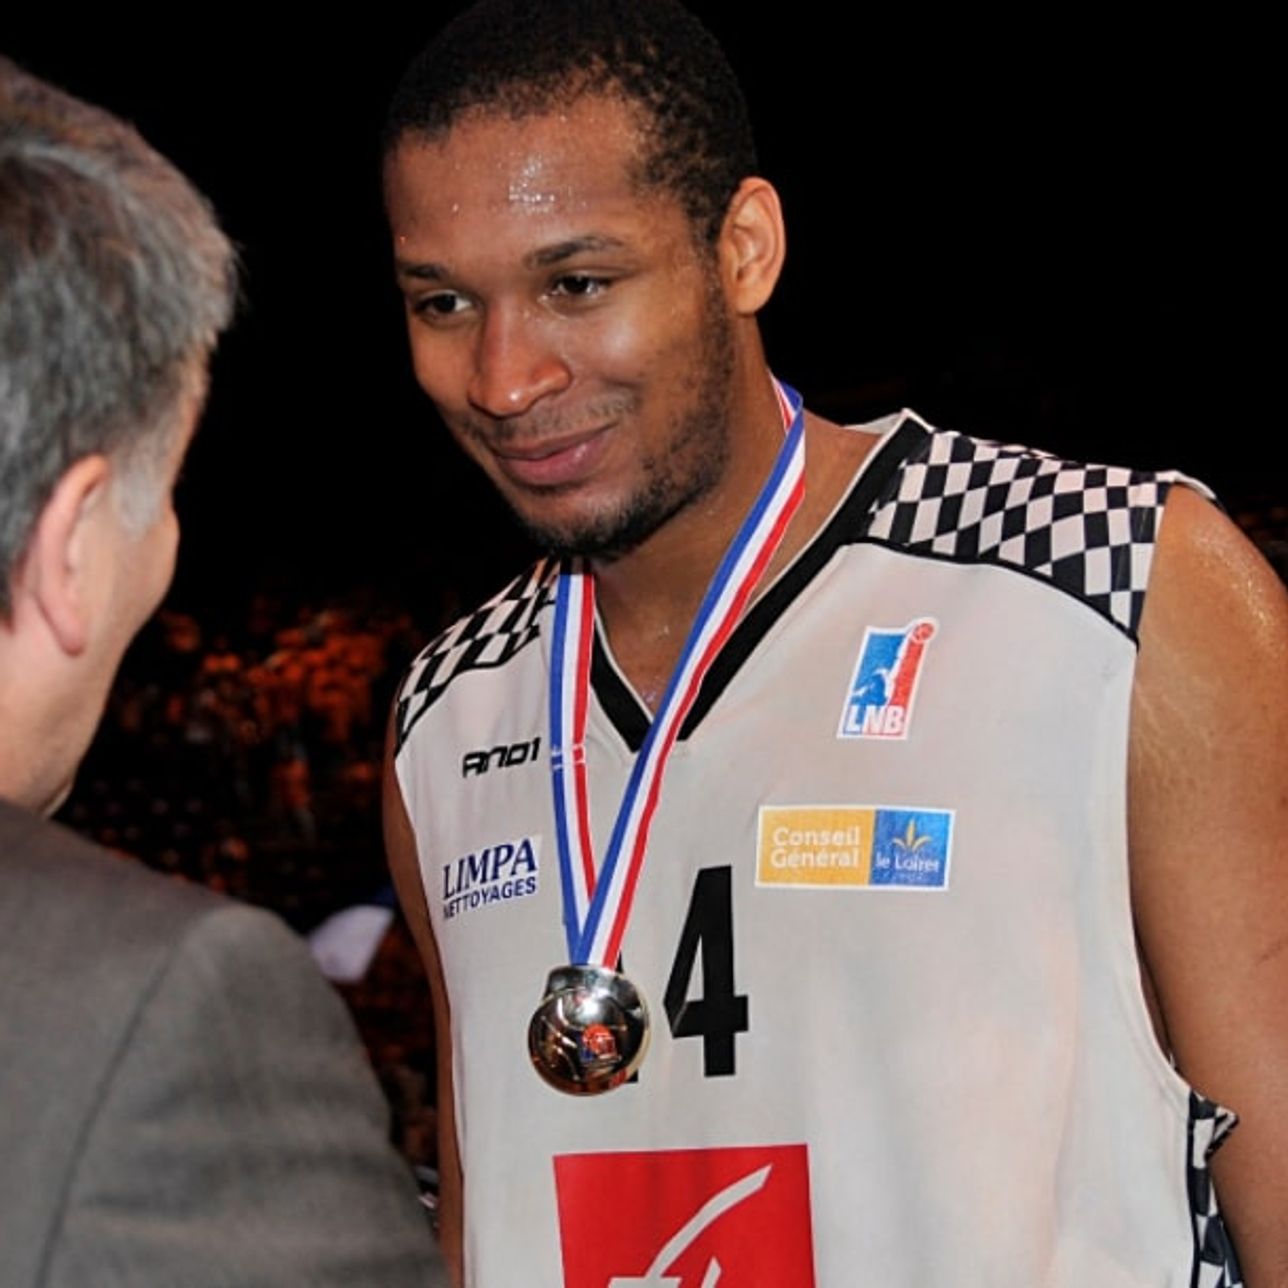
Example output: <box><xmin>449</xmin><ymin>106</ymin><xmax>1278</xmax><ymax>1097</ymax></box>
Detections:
<box><xmin>863</xmin><ymin>420</ymin><xmax>1210</xmax><ymax>641</ymax></box>
<box><xmin>395</xmin><ymin>558</ymin><xmax>558</xmax><ymax>752</ymax></box>
<box><xmin>1187</xmin><ymin>1091</ymin><xmax>1243</xmax><ymax>1287</ymax></box>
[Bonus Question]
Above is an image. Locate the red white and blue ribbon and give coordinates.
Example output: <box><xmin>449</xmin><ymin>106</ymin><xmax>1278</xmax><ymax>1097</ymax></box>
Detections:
<box><xmin>549</xmin><ymin>379</ymin><xmax>805</xmax><ymax>967</ymax></box>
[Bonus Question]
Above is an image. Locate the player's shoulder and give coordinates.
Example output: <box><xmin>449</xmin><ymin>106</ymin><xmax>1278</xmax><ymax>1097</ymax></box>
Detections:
<box><xmin>1138</xmin><ymin>483</ymin><xmax>1288</xmax><ymax>680</ymax></box>
<box><xmin>393</xmin><ymin>557</ymin><xmax>558</xmax><ymax>754</ymax></box>
<box><xmin>857</xmin><ymin>411</ymin><xmax>1211</xmax><ymax>642</ymax></box>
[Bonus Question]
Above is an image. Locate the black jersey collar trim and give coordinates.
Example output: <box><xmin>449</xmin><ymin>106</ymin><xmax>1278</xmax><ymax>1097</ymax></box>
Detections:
<box><xmin>592</xmin><ymin>414</ymin><xmax>931</xmax><ymax>753</ymax></box>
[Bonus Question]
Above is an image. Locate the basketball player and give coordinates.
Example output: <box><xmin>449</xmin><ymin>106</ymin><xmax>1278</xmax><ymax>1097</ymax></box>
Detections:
<box><xmin>381</xmin><ymin>4</ymin><xmax>1288</xmax><ymax>1283</ymax></box>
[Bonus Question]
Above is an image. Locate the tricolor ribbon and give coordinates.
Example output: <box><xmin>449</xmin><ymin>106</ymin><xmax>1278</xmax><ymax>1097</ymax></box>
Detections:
<box><xmin>550</xmin><ymin>378</ymin><xmax>805</xmax><ymax>966</ymax></box>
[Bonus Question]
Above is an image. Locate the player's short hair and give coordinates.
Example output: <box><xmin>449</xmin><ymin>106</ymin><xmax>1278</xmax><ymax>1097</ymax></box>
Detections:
<box><xmin>383</xmin><ymin>0</ymin><xmax>758</xmax><ymax>245</ymax></box>
<box><xmin>0</xmin><ymin>58</ymin><xmax>236</xmax><ymax>614</ymax></box>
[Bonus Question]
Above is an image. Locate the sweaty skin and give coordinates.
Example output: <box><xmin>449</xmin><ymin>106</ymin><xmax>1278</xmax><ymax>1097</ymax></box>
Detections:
<box><xmin>1129</xmin><ymin>485</ymin><xmax>1288</xmax><ymax>1286</ymax></box>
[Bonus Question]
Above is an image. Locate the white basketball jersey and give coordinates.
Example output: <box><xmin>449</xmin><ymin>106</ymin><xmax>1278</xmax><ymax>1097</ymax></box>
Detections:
<box><xmin>395</xmin><ymin>412</ymin><xmax>1242</xmax><ymax>1287</ymax></box>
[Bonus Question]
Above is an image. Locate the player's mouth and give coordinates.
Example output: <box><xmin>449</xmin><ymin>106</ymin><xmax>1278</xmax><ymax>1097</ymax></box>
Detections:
<box><xmin>490</xmin><ymin>425</ymin><xmax>612</xmax><ymax>490</ymax></box>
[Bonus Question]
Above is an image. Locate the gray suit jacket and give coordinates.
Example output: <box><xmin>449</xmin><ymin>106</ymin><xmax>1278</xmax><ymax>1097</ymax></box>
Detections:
<box><xmin>0</xmin><ymin>799</ymin><xmax>445</xmax><ymax>1286</ymax></box>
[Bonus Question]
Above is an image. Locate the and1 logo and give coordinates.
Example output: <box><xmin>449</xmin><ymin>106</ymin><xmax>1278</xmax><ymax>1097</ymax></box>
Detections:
<box><xmin>837</xmin><ymin>617</ymin><xmax>937</xmax><ymax>740</ymax></box>
<box><xmin>460</xmin><ymin>735</ymin><xmax>541</xmax><ymax>777</ymax></box>
<box><xmin>554</xmin><ymin>1144</ymin><xmax>815</xmax><ymax>1287</ymax></box>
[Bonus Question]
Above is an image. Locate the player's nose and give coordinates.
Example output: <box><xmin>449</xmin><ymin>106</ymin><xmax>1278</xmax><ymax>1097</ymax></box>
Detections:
<box><xmin>467</xmin><ymin>304</ymin><xmax>571</xmax><ymax>419</ymax></box>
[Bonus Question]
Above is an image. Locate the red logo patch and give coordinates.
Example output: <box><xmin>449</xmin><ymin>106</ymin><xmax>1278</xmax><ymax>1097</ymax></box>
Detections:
<box><xmin>554</xmin><ymin>1143</ymin><xmax>815</xmax><ymax>1286</ymax></box>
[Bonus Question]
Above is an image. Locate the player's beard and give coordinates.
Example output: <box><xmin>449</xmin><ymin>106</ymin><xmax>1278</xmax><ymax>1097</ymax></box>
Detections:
<box><xmin>515</xmin><ymin>280</ymin><xmax>737</xmax><ymax>563</ymax></box>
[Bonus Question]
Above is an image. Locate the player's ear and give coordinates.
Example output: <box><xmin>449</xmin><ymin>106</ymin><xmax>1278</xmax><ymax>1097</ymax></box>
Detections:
<box><xmin>15</xmin><ymin>454</ymin><xmax>113</xmax><ymax>656</ymax></box>
<box><xmin>717</xmin><ymin>177</ymin><xmax>786</xmax><ymax>316</ymax></box>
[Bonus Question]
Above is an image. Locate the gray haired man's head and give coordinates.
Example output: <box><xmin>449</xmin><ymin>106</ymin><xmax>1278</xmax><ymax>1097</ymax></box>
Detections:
<box><xmin>0</xmin><ymin>58</ymin><xmax>236</xmax><ymax>614</ymax></box>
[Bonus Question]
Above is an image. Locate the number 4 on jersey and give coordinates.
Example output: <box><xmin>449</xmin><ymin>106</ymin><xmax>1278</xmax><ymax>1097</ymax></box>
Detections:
<box><xmin>663</xmin><ymin>866</ymin><xmax>748</xmax><ymax>1077</ymax></box>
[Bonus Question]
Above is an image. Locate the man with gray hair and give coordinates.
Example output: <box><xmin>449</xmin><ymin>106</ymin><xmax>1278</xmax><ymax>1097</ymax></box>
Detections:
<box><xmin>0</xmin><ymin>58</ymin><xmax>441</xmax><ymax>1285</ymax></box>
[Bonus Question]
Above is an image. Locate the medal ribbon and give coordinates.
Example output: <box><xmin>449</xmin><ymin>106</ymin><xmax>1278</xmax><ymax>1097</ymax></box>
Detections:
<box><xmin>550</xmin><ymin>379</ymin><xmax>805</xmax><ymax>967</ymax></box>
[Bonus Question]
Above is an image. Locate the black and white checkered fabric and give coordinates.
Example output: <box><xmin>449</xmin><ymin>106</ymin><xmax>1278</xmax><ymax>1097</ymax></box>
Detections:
<box><xmin>395</xmin><ymin>559</ymin><xmax>557</xmax><ymax>751</ymax></box>
<box><xmin>1187</xmin><ymin>1091</ymin><xmax>1243</xmax><ymax>1287</ymax></box>
<box><xmin>865</xmin><ymin>423</ymin><xmax>1206</xmax><ymax>640</ymax></box>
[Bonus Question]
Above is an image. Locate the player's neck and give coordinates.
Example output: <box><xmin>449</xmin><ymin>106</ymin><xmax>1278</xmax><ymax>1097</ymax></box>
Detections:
<box><xmin>591</xmin><ymin>511</ymin><xmax>739</xmax><ymax>712</ymax></box>
<box><xmin>592</xmin><ymin>402</ymin><xmax>866</xmax><ymax>713</ymax></box>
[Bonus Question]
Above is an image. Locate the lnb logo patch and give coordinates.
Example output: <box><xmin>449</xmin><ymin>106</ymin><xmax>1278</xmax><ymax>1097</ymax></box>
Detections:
<box><xmin>554</xmin><ymin>1144</ymin><xmax>815</xmax><ymax>1287</ymax></box>
<box><xmin>838</xmin><ymin>617</ymin><xmax>937</xmax><ymax>740</ymax></box>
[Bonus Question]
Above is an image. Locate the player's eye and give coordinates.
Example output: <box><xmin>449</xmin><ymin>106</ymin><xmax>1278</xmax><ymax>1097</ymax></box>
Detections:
<box><xmin>549</xmin><ymin>273</ymin><xmax>609</xmax><ymax>300</ymax></box>
<box><xmin>413</xmin><ymin>291</ymin><xmax>471</xmax><ymax>319</ymax></box>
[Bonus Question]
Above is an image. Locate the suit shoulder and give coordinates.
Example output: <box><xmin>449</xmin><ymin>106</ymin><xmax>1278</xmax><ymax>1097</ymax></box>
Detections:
<box><xmin>394</xmin><ymin>558</ymin><xmax>557</xmax><ymax>752</ymax></box>
<box><xmin>859</xmin><ymin>414</ymin><xmax>1212</xmax><ymax>641</ymax></box>
<box><xmin>0</xmin><ymin>801</ymin><xmax>220</xmax><ymax>962</ymax></box>
<box><xmin>162</xmin><ymin>897</ymin><xmax>362</xmax><ymax>1048</ymax></box>
<box><xmin>0</xmin><ymin>807</ymin><xmax>233</xmax><ymax>1280</ymax></box>
<box><xmin>43</xmin><ymin>895</ymin><xmax>440</xmax><ymax>1286</ymax></box>
<box><xmin>0</xmin><ymin>803</ymin><xmax>245</xmax><ymax>1113</ymax></box>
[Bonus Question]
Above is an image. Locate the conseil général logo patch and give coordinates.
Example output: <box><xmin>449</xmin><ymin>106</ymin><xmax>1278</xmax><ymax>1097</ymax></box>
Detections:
<box><xmin>756</xmin><ymin>806</ymin><xmax>953</xmax><ymax>890</ymax></box>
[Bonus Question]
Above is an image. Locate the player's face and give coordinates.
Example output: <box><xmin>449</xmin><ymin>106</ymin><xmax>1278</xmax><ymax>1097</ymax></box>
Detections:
<box><xmin>385</xmin><ymin>96</ymin><xmax>737</xmax><ymax>559</ymax></box>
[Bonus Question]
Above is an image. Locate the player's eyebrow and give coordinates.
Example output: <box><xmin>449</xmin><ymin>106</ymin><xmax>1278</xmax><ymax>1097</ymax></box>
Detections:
<box><xmin>395</xmin><ymin>260</ymin><xmax>450</xmax><ymax>282</ymax></box>
<box><xmin>394</xmin><ymin>235</ymin><xmax>630</xmax><ymax>283</ymax></box>
<box><xmin>524</xmin><ymin>235</ymin><xmax>628</xmax><ymax>269</ymax></box>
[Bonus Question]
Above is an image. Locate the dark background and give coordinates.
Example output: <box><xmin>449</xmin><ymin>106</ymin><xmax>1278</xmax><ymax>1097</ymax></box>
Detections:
<box><xmin>6</xmin><ymin>10</ymin><xmax>1275</xmax><ymax>621</ymax></box>
<box><xmin>6</xmin><ymin>8</ymin><xmax>1278</xmax><ymax>1172</ymax></box>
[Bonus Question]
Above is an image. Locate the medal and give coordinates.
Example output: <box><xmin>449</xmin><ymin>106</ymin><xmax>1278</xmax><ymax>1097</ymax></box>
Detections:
<box><xmin>528</xmin><ymin>964</ymin><xmax>649</xmax><ymax>1094</ymax></box>
<box><xmin>531</xmin><ymin>378</ymin><xmax>805</xmax><ymax>1094</ymax></box>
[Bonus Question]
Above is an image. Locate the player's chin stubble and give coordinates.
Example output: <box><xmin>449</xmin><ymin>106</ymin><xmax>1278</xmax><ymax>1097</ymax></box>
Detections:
<box><xmin>518</xmin><ymin>296</ymin><xmax>736</xmax><ymax>563</ymax></box>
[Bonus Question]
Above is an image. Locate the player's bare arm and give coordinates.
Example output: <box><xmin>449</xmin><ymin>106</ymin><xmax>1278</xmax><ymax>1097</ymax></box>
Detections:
<box><xmin>1131</xmin><ymin>485</ymin><xmax>1288</xmax><ymax>1286</ymax></box>
<box><xmin>383</xmin><ymin>720</ymin><xmax>465</xmax><ymax>1287</ymax></box>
